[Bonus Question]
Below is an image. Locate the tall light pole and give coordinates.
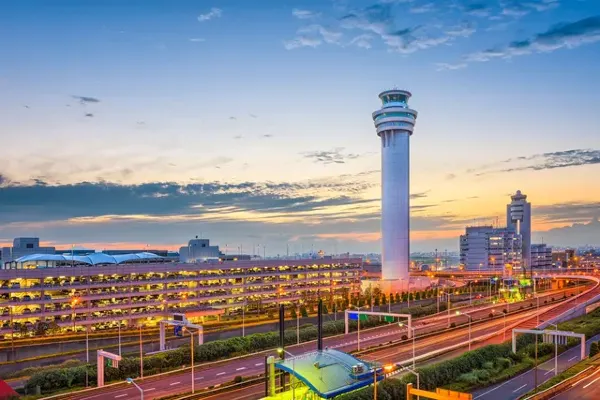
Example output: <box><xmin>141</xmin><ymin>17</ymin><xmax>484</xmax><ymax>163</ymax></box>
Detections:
<box><xmin>118</xmin><ymin>321</ymin><xmax>122</xmax><ymax>356</ymax></box>
<box><xmin>126</xmin><ymin>378</ymin><xmax>144</xmax><ymax>400</ymax></box>
<box><xmin>400</xmin><ymin>323</ymin><xmax>416</xmax><ymax>369</ymax></box>
<box><xmin>548</xmin><ymin>323</ymin><xmax>558</xmax><ymax>377</ymax></box>
<box><xmin>456</xmin><ymin>311</ymin><xmax>472</xmax><ymax>351</ymax></box>
<box><xmin>183</xmin><ymin>327</ymin><xmax>196</xmax><ymax>393</ymax></box>
<box><xmin>296</xmin><ymin>301</ymin><xmax>301</xmax><ymax>345</ymax></box>
<box><xmin>242</xmin><ymin>298</ymin><xmax>246</xmax><ymax>337</ymax></box>
<box><xmin>139</xmin><ymin>325</ymin><xmax>144</xmax><ymax>379</ymax></box>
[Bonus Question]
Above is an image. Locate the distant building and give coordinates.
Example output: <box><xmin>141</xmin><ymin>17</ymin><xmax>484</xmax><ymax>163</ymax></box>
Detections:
<box><xmin>179</xmin><ymin>238</ymin><xmax>222</xmax><ymax>262</ymax></box>
<box><xmin>531</xmin><ymin>244</ymin><xmax>553</xmax><ymax>270</ymax></box>
<box><xmin>460</xmin><ymin>226</ymin><xmax>522</xmax><ymax>272</ymax></box>
<box><xmin>1</xmin><ymin>238</ymin><xmax>55</xmax><ymax>265</ymax></box>
<box><xmin>507</xmin><ymin>190</ymin><xmax>532</xmax><ymax>267</ymax></box>
<box><xmin>552</xmin><ymin>249</ymin><xmax>576</xmax><ymax>268</ymax></box>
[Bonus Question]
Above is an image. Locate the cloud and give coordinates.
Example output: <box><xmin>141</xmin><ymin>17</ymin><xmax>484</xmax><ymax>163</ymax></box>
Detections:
<box><xmin>233</xmin><ymin>135</ymin><xmax>243</xmax><ymax>140</ymax></box>
<box><xmin>285</xmin><ymin>25</ymin><xmax>343</xmax><ymax>49</ymax></box>
<box><xmin>339</xmin><ymin>3</ymin><xmax>453</xmax><ymax>53</ymax></box>
<box><xmin>292</xmin><ymin>9</ymin><xmax>321</xmax><ymax>19</ymax></box>
<box><xmin>436</xmin><ymin>62</ymin><xmax>468</xmax><ymax>71</ymax></box>
<box><xmin>198</xmin><ymin>8</ymin><xmax>222</xmax><ymax>22</ymax></box>
<box><xmin>460</xmin><ymin>2</ymin><xmax>492</xmax><ymax>17</ymax></box>
<box><xmin>534</xmin><ymin>218</ymin><xmax>600</xmax><ymax>247</ymax></box>
<box><xmin>410</xmin><ymin>2</ymin><xmax>437</xmax><ymax>14</ymax></box>
<box><xmin>189</xmin><ymin>38</ymin><xmax>206</xmax><ymax>42</ymax></box>
<box><xmin>249</xmin><ymin>114</ymin><xmax>258</xmax><ymax>118</ymax></box>
<box><xmin>445</xmin><ymin>173</ymin><xmax>457</xmax><ymax>180</ymax></box>
<box><xmin>445</xmin><ymin>22</ymin><xmax>476</xmax><ymax>38</ymax></box>
<box><xmin>501</xmin><ymin>0</ymin><xmax>559</xmax><ymax>18</ymax></box>
<box><xmin>0</xmin><ymin>174</ymin><xmax>8</xmax><ymax>186</ymax></box>
<box><xmin>72</xmin><ymin>95</ymin><xmax>100</xmax><ymax>104</ymax></box>
<box><xmin>535</xmin><ymin>202</ymin><xmax>600</xmax><ymax>225</ymax></box>
<box><xmin>350</xmin><ymin>34</ymin><xmax>374</xmax><ymax>49</ymax></box>
<box><xmin>462</xmin><ymin>16</ymin><xmax>600</xmax><ymax>64</ymax></box>
<box><xmin>229</xmin><ymin>116</ymin><xmax>237</xmax><ymax>120</ymax></box>
<box><xmin>84</xmin><ymin>113</ymin><xmax>94</xmax><ymax>118</ymax></box>
<box><xmin>302</xmin><ymin>148</ymin><xmax>361</xmax><ymax>164</ymax></box>
<box><xmin>284</xmin><ymin>36</ymin><xmax>322</xmax><ymax>50</ymax></box>
<box><xmin>474</xmin><ymin>149</ymin><xmax>600</xmax><ymax>175</ymax></box>
<box><xmin>263</xmin><ymin>134</ymin><xmax>273</xmax><ymax>138</ymax></box>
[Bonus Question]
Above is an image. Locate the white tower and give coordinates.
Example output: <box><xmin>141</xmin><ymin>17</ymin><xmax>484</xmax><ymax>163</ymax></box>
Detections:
<box><xmin>372</xmin><ymin>89</ymin><xmax>418</xmax><ymax>283</ymax></box>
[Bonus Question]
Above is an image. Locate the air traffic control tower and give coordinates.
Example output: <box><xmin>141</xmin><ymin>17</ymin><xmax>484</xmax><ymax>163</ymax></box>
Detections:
<box><xmin>372</xmin><ymin>89</ymin><xmax>418</xmax><ymax>286</ymax></box>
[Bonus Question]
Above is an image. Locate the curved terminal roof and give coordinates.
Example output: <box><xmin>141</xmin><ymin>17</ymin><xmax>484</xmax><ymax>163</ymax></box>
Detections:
<box><xmin>15</xmin><ymin>252</ymin><xmax>164</xmax><ymax>266</ymax></box>
<box><xmin>275</xmin><ymin>349</ymin><xmax>379</xmax><ymax>398</ymax></box>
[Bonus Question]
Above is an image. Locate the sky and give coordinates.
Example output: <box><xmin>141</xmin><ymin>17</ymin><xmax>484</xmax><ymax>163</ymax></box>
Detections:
<box><xmin>1</xmin><ymin>0</ymin><xmax>599</xmax><ymax>255</ymax></box>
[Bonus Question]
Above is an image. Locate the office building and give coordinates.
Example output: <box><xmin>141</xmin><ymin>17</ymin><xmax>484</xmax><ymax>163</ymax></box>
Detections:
<box><xmin>372</xmin><ymin>89</ymin><xmax>418</xmax><ymax>284</ymax></box>
<box><xmin>507</xmin><ymin>190</ymin><xmax>532</xmax><ymax>267</ymax></box>
<box><xmin>531</xmin><ymin>244</ymin><xmax>553</xmax><ymax>270</ymax></box>
<box><xmin>460</xmin><ymin>226</ymin><xmax>522</xmax><ymax>272</ymax></box>
<box><xmin>0</xmin><ymin>253</ymin><xmax>361</xmax><ymax>336</ymax></box>
<box><xmin>1</xmin><ymin>238</ymin><xmax>55</xmax><ymax>266</ymax></box>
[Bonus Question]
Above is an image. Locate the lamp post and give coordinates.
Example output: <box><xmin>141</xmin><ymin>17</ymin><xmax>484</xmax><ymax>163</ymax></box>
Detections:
<box><xmin>277</xmin><ymin>348</ymin><xmax>296</xmax><ymax>399</ymax></box>
<box><xmin>399</xmin><ymin>323</ymin><xmax>416</xmax><ymax>369</ymax></box>
<box><xmin>242</xmin><ymin>298</ymin><xmax>246</xmax><ymax>337</ymax></box>
<box><xmin>139</xmin><ymin>325</ymin><xmax>144</xmax><ymax>379</ymax></box>
<box><xmin>118</xmin><ymin>321</ymin><xmax>122</xmax><ymax>356</ymax></box>
<box><xmin>456</xmin><ymin>311</ymin><xmax>472</xmax><ymax>351</ymax></box>
<box><xmin>183</xmin><ymin>327</ymin><xmax>196</xmax><ymax>393</ymax></box>
<box><xmin>355</xmin><ymin>305</ymin><xmax>368</xmax><ymax>351</ymax></box>
<box><xmin>126</xmin><ymin>378</ymin><xmax>144</xmax><ymax>400</ymax></box>
<box><xmin>296</xmin><ymin>301</ymin><xmax>301</xmax><ymax>345</ymax></box>
<box><xmin>9</xmin><ymin>306</ymin><xmax>14</xmax><ymax>361</ymax></box>
<box><xmin>548</xmin><ymin>323</ymin><xmax>558</xmax><ymax>377</ymax></box>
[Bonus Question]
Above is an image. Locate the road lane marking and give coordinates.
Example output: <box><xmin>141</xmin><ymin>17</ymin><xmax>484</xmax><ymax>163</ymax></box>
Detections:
<box><xmin>216</xmin><ymin>372</ymin><xmax>226</xmax><ymax>376</ymax></box>
<box><xmin>572</xmin><ymin>368</ymin><xmax>600</xmax><ymax>386</ymax></box>
<box><xmin>513</xmin><ymin>384</ymin><xmax>527</xmax><ymax>393</ymax></box>
<box><xmin>115</xmin><ymin>395</ymin><xmax>127</xmax><ymax>398</ymax></box>
<box><xmin>170</xmin><ymin>381</ymin><xmax>181</xmax><ymax>386</ymax></box>
<box><xmin>583</xmin><ymin>375</ymin><xmax>600</xmax><ymax>389</ymax></box>
<box><xmin>255</xmin><ymin>363</ymin><xmax>263</xmax><ymax>366</ymax></box>
<box><xmin>236</xmin><ymin>367</ymin><xmax>246</xmax><ymax>371</ymax></box>
<box><xmin>195</xmin><ymin>377</ymin><xmax>204</xmax><ymax>380</ymax></box>
<box><xmin>568</xmin><ymin>356</ymin><xmax>578</xmax><ymax>362</ymax></box>
<box><xmin>544</xmin><ymin>369</ymin><xmax>555</xmax><ymax>376</ymax></box>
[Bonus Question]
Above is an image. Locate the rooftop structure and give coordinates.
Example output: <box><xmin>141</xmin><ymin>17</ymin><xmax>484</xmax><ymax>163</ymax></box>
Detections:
<box><xmin>275</xmin><ymin>348</ymin><xmax>379</xmax><ymax>399</ymax></box>
<box><xmin>11</xmin><ymin>252</ymin><xmax>164</xmax><ymax>267</ymax></box>
<box><xmin>372</xmin><ymin>89</ymin><xmax>418</xmax><ymax>285</ymax></box>
<box><xmin>1</xmin><ymin>238</ymin><xmax>55</xmax><ymax>266</ymax></box>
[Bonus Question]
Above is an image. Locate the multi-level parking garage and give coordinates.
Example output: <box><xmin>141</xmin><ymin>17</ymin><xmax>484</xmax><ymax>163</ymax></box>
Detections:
<box><xmin>0</xmin><ymin>254</ymin><xmax>362</xmax><ymax>336</ymax></box>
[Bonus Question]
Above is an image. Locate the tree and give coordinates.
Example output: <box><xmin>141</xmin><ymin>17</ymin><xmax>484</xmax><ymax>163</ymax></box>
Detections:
<box><xmin>300</xmin><ymin>306</ymin><xmax>308</xmax><ymax>318</ymax></box>
<box><xmin>374</xmin><ymin>295</ymin><xmax>380</xmax><ymax>307</ymax></box>
<box><xmin>395</xmin><ymin>293</ymin><xmax>401</xmax><ymax>303</ymax></box>
<box><xmin>381</xmin><ymin>294</ymin><xmax>387</xmax><ymax>305</ymax></box>
<box><xmin>415</xmin><ymin>291</ymin><xmax>421</xmax><ymax>300</ymax></box>
<box><xmin>290</xmin><ymin>308</ymin><xmax>297</xmax><ymax>319</ymax></box>
<box><xmin>322</xmin><ymin>305</ymin><xmax>329</xmax><ymax>314</ymax></box>
<box><xmin>590</xmin><ymin>342</ymin><xmax>599</xmax><ymax>357</ymax></box>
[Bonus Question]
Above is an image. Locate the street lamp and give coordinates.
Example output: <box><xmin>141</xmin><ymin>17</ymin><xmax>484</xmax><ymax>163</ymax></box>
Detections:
<box><xmin>277</xmin><ymin>348</ymin><xmax>296</xmax><ymax>399</ymax></box>
<box><xmin>548</xmin><ymin>323</ymin><xmax>558</xmax><ymax>377</ymax></box>
<box><xmin>183</xmin><ymin>327</ymin><xmax>196</xmax><ymax>393</ymax></box>
<box><xmin>353</xmin><ymin>305</ymin><xmax>369</xmax><ymax>351</ymax></box>
<box><xmin>126</xmin><ymin>378</ymin><xmax>144</xmax><ymax>400</ymax></box>
<box><xmin>399</xmin><ymin>323</ymin><xmax>416</xmax><ymax>369</ymax></box>
<box><xmin>456</xmin><ymin>311</ymin><xmax>472</xmax><ymax>351</ymax></box>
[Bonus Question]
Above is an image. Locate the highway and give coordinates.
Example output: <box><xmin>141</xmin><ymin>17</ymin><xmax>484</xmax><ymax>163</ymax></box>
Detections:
<box><xmin>51</xmin><ymin>286</ymin><xmax>587</xmax><ymax>400</ymax></box>
<box><xmin>552</xmin><ymin>365</ymin><xmax>600</xmax><ymax>400</ymax></box>
<box><xmin>472</xmin><ymin>333</ymin><xmax>600</xmax><ymax>400</ymax></box>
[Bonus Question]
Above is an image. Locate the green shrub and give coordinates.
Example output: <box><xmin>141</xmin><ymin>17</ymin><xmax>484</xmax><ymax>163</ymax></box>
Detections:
<box><xmin>495</xmin><ymin>357</ymin><xmax>512</xmax><ymax>369</ymax></box>
<box><xmin>590</xmin><ymin>342</ymin><xmax>599</xmax><ymax>357</ymax></box>
<box><xmin>482</xmin><ymin>361</ymin><xmax>494</xmax><ymax>370</ymax></box>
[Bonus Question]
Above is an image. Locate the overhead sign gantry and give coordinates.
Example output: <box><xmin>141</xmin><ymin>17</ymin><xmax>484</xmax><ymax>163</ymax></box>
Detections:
<box><xmin>159</xmin><ymin>313</ymin><xmax>203</xmax><ymax>351</ymax></box>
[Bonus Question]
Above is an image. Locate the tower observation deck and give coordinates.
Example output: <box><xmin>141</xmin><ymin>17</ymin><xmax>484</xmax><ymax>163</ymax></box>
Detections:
<box><xmin>372</xmin><ymin>89</ymin><xmax>418</xmax><ymax>283</ymax></box>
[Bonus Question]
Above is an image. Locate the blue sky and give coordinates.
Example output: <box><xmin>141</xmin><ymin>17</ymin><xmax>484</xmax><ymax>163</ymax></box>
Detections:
<box><xmin>1</xmin><ymin>0</ymin><xmax>599</xmax><ymax>254</ymax></box>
